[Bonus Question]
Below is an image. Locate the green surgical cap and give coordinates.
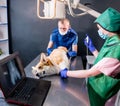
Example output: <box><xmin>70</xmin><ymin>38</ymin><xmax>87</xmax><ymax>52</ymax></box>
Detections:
<box><xmin>94</xmin><ymin>8</ymin><xmax>120</xmax><ymax>32</ymax></box>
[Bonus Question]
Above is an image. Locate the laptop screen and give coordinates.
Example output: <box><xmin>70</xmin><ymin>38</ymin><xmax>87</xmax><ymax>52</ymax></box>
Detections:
<box><xmin>0</xmin><ymin>52</ymin><xmax>24</xmax><ymax>97</ymax></box>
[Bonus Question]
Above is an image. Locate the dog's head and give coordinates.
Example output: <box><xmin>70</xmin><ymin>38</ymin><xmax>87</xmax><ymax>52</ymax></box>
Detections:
<box><xmin>32</xmin><ymin>53</ymin><xmax>54</xmax><ymax>78</ymax></box>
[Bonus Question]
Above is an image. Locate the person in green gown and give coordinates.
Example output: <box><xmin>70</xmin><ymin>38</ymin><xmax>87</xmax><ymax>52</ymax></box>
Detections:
<box><xmin>60</xmin><ymin>7</ymin><xmax>120</xmax><ymax>106</ymax></box>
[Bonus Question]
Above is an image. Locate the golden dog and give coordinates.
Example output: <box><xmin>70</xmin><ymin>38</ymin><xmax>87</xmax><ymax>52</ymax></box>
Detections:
<box><xmin>32</xmin><ymin>46</ymin><xmax>70</xmax><ymax>78</ymax></box>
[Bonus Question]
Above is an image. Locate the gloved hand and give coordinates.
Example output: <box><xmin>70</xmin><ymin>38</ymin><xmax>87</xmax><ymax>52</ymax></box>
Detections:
<box><xmin>68</xmin><ymin>51</ymin><xmax>77</xmax><ymax>57</ymax></box>
<box><xmin>84</xmin><ymin>34</ymin><xmax>96</xmax><ymax>52</ymax></box>
<box><xmin>47</xmin><ymin>48</ymin><xmax>53</xmax><ymax>55</ymax></box>
<box><xmin>60</xmin><ymin>68</ymin><xmax>68</xmax><ymax>78</ymax></box>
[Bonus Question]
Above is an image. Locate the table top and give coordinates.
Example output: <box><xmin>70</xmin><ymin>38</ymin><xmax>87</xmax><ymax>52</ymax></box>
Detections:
<box><xmin>0</xmin><ymin>55</ymin><xmax>90</xmax><ymax>106</ymax></box>
<box><xmin>25</xmin><ymin>55</ymin><xmax>90</xmax><ymax>106</ymax></box>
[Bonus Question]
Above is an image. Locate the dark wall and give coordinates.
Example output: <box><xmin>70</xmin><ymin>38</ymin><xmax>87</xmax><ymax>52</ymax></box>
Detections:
<box><xmin>8</xmin><ymin>0</ymin><xmax>120</xmax><ymax>67</ymax></box>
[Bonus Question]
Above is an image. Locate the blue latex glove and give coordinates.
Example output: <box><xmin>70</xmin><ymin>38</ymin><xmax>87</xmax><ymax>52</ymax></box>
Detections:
<box><xmin>84</xmin><ymin>34</ymin><xmax>96</xmax><ymax>52</ymax></box>
<box><xmin>47</xmin><ymin>48</ymin><xmax>53</xmax><ymax>55</ymax></box>
<box><xmin>68</xmin><ymin>51</ymin><xmax>77</xmax><ymax>57</ymax></box>
<box><xmin>60</xmin><ymin>68</ymin><xmax>68</xmax><ymax>78</ymax></box>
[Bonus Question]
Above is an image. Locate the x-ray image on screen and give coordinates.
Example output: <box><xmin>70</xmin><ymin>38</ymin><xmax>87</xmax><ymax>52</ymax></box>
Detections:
<box><xmin>7</xmin><ymin>60</ymin><xmax>21</xmax><ymax>85</ymax></box>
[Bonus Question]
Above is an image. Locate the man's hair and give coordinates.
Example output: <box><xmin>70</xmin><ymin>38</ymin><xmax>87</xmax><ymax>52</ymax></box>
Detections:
<box><xmin>58</xmin><ymin>18</ymin><xmax>70</xmax><ymax>25</ymax></box>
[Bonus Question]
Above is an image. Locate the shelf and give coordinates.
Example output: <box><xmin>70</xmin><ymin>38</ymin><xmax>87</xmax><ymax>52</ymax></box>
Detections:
<box><xmin>0</xmin><ymin>23</ymin><xmax>8</xmax><ymax>25</ymax></box>
<box><xmin>0</xmin><ymin>38</ymin><xmax>8</xmax><ymax>42</ymax></box>
<box><xmin>0</xmin><ymin>6</ymin><xmax>7</xmax><ymax>8</ymax></box>
<box><xmin>0</xmin><ymin>0</ymin><xmax>9</xmax><ymax>59</ymax></box>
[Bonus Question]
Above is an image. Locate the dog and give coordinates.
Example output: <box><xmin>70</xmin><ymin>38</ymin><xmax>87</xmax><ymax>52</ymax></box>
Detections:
<box><xmin>32</xmin><ymin>46</ymin><xmax>70</xmax><ymax>78</ymax></box>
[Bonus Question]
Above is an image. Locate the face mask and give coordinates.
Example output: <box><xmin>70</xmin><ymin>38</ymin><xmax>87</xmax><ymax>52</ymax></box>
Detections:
<box><xmin>98</xmin><ymin>29</ymin><xmax>108</xmax><ymax>39</ymax></box>
<box><xmin>59</xmin><ymin>29</ymin><xmax>68</xmax><ymax>36</ymax></box>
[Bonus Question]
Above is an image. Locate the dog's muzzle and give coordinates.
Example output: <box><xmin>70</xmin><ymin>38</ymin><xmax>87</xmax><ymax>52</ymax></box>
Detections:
<box><xmin>36</xmin><ymin>71</ymin><xmax>46</xmax><ymax>78</ymax></box>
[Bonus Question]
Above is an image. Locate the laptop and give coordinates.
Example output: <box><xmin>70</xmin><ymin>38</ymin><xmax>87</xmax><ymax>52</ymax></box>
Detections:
<box><xmin>0</xmin><ymin>52</ymin><xmax>51</xmax><ymax>106</ymax></box>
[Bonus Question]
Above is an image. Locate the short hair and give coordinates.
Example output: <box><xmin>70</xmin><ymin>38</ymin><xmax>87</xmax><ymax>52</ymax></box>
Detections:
<box><xmin>58</xmin><ymin>18</ymin><xmax>70</xmax><ymax>26</ymax></box>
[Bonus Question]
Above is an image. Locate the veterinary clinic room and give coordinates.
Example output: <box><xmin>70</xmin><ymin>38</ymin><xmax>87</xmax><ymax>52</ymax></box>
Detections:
<box><xmin>0</xmin><ymin>0</ymin><xmax>120</xmax><ymax>106</ymax></box>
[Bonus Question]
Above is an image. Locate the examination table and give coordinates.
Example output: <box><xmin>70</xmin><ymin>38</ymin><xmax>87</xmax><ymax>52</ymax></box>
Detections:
<box><xmin>0</xmin><ymin>55</ymin><xmax>90</xmax><ymax>106</ymax></box>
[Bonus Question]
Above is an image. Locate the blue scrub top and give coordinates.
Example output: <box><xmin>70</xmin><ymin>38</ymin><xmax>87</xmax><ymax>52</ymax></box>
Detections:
<box><xmin>49</xmin><ymin>28</ymin><xmax>78</xmax><ymax>51</ymax></box>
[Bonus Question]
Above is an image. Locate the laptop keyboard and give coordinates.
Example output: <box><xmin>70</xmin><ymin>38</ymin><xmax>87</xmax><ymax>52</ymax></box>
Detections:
<box><xmin>12</xmin><ymin>79</ymin><xmax>38</xmax><ymax>101</ymax></box>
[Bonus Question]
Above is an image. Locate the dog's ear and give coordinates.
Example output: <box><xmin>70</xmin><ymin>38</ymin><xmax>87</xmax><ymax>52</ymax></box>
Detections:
<box><xmin>40</xmin><ymin>53</ymin><xmax>54</xmax><ymax>66</ymax></box>
<box><xmin>40</xmin><ymin>53</ymin><xmax>47</xmax><ymax>62</ymax></box>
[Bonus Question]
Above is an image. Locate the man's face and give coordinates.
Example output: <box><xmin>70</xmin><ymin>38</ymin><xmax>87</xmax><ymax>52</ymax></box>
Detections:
<box><xmin>58</xmin><ymin>21</ymin><xmax>70</xmax><ymax>35</ymax></box>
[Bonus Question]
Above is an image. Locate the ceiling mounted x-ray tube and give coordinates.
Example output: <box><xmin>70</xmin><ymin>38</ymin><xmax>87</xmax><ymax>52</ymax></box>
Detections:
<box><xmin>37</xmin><ymin>0</ymin><xmax>101</xmax><ymax>19</ymax></box>
<box><xmin>37</xmin><ymin>0</ymin><xmax>66</xmax><ymax>19</ymax></box>
<box><xmin>77</xmin><ymin>3</ymin><xmax>101</xmax><ymax>18</ymax></box>
<box><xmin>67</xmin><ymin>0</ymin><xmax>88</xmax><ymax>17</ymax></box>
<box><xmin>66</xmin><ymin>0</ymin><xmax>101</xmax><ymax>17</ymax></box>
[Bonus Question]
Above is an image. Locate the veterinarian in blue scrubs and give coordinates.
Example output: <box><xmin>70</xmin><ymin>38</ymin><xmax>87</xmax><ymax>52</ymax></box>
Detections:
<box><xmin>47</xmin><ymin>18</ymin><xmax>78</xmax><ymax>57</ymax></box>
<box><xmin>60</xmin><ymin>8</ymin><xmax>120</xmax><ymax>106</ymax></box>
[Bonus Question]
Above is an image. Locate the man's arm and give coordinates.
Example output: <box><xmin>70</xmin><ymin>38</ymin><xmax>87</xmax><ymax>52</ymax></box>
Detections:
<box><xmin>72</xmin><ymin>44</ymin><xmax>78</xmax><ymax>53</ymax></box>
<box><xmin>47</xmin><ymin>41</ymin><xmax>53</xmax><ymax>49</ymax></box>
<box><xmin>67</xmin><ymin>34</ymin><xmax>78</xmax><ymax>57</ymax></box>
